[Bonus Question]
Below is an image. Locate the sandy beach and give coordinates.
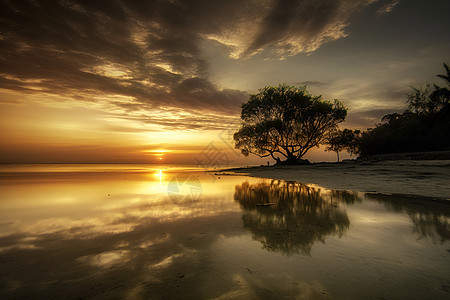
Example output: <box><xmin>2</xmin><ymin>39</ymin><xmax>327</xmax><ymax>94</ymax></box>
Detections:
<box><xmin>224</xmin><ymin>160</ymin><xmax>450</xmax><ymax>200</ymax></box>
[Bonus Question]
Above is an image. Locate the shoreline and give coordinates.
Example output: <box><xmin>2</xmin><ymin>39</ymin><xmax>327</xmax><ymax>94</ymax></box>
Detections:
<box><xmin>221</xmin><ymin>160</ymin><xmax>450</xmax><ymax>200</ymax></box>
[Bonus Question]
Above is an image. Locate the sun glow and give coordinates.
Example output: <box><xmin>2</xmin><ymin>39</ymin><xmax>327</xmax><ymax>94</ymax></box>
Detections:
<box><xmin>143</xmin><ymin>149</ymin><xmax>171</xmax><ymax>154</ymax></box>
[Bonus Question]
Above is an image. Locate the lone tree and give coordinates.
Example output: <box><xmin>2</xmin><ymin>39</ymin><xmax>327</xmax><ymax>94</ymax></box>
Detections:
<box><xmin>234</xmin><ymin>84</ymin><xmax>347</xmax><ymax>164</ymax></box>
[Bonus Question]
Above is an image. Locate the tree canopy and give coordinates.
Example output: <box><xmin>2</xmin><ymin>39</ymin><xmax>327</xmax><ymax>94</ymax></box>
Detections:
<box><xmin>234</xmin><ymin>84</ymin><xmax>347</xmax><ymax>163</ymax></box>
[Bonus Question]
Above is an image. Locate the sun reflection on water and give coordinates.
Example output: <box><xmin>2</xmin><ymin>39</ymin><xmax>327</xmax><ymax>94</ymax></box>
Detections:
<box><xmin>155</xmin><ymin>169</ymin><xmax>163</xmax><ymax>183</ymax></box>
<box><xmin>0</xmin><ymin>168</ymin><xmax>449</xmax><ymax>299</ymax></box>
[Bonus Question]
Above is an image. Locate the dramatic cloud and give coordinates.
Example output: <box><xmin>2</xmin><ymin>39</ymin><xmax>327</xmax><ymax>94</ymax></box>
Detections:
<box><xmin>203</xmin><ymin>0</ymin><xmax>378</xmax><ymax>58</ymax></box>
<box><xmin>0</xmin><ymin>0</ymin><xmax>381</xmax><ymax>124</ymax></box>
<box><xmin>0</xmin><ymin>0</ymin><xmax>448</xmax><ymax>164</ymax></box>
<box><xmin>0</xmin><ymin>0</ymin><xmax>250</xmax><ymax>119</ymax></box>
<box><xmin>243</xmin><ymin>0</ymin><xmax>370</xmax><ymax>57</ymax></box>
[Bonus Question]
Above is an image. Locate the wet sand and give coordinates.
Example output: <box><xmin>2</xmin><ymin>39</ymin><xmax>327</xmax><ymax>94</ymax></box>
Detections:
<box><xmin>224</xmin><ymin>160</ymin><xmax>450</xmax><ymax>200</ymax></box>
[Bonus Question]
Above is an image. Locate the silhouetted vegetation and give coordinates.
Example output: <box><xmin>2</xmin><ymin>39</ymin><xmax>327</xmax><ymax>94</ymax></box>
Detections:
<box><xmin>234</xmin><ymin>180</ymin><xmax>355</xmax><ymax>255</ymax></box>
<box><xmin>325</xmin><ymin>128</ymin><xmax>360</xmax><ymax>162</ymax></box>
<box><xmin>357</xmin><ymin>63</ymin><xmax>450</xmax><ymax>156</ymax></box>
<box><xmin>235</xmin><ymin>64</ymin><xmax>448</xmax><ymax>160</ymax></box>
<box><xmin>234</xmin><ymin>84</ymin><xmax>347</xmax><ymax>164</ymax></box>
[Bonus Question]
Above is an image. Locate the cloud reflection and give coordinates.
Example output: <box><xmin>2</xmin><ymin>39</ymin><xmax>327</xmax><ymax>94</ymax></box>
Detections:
<box><xmin>0</xmin><ymin>171</ymin><xmax>449</xmax><ymax>298</ymax></box>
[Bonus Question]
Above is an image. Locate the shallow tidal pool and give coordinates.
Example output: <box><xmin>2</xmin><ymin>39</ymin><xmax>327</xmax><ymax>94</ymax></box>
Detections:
<box><xmin>0</xmin><ymin>165</ymin><xmax>449</xmax><ymax>299</ymax></box>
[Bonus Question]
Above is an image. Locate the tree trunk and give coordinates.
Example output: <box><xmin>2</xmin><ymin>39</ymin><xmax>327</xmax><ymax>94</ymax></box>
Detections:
<box><xmin>336</xmin><ymin>151</ymin><xmax>340</xmax><ymax>162</ymax></box>
<box><xmin>283</xmin><ymin>154</ymin><xmax>310</xmax><ymax>165</ymax></box>
<box><xmin>286</xmin><ymin>154</ymin><xmax>297</xmax><ymax>164</ymax></box>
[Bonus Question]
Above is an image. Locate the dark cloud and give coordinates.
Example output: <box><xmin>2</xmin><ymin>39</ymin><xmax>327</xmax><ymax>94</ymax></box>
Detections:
<box><xmin>244</xmin><ymin>0</ymin><xmax>370</xmax><ymax>56</ymax></box>
<box><xmin>0</xmin><ymin>0</ymin><xmax>380</xmax><ymax>125</ymax></box>
<box><xmin>0</xmin><ymin>0</ymin><xmax>249</xmax><ymax>115</ymax></box>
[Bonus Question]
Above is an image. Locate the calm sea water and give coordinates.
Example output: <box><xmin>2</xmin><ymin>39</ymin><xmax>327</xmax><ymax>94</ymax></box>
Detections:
<box><xmin>0</xmin><ymin>164</ymin><xmax>449</xmax><ymax>299</ymax></box>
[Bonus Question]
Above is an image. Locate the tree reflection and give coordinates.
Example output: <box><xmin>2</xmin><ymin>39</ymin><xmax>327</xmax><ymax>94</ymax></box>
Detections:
<box><xmin>366</xmin><ymin>193</ymin><xmax>450</xmax><ymax>243</ymax></box>
<box><xmin>234</xmin><ymin>180</ymin><xmax>356</xmax><ymax>256</ymax></box>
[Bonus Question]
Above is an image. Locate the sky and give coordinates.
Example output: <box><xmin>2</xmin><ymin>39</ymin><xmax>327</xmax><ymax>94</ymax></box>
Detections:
<box><xmin>0</xmin><ymin>0</ymin><xmax>449</xmax><ymax>164</ymax></box>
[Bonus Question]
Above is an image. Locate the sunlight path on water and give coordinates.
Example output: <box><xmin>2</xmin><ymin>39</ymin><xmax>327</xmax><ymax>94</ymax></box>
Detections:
<box><xmin>0</xmin><ymin>165</ymin><xmax>449</xmax><ymax>299</ymax></box>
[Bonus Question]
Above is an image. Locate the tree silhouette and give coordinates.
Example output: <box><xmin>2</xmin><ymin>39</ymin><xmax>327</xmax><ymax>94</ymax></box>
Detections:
<box><xmin>358</xmin><ymin>63</ymin><xmax>450</xmax><ymax>156</ymax></box>
<box><xmin>234</xmin><ymin>84</ymin><xmax>347</xmax><ymax>164</ymax></box>
<box><xmin>437</xmin><ymin>63</ymin><xmax>450</xmax><ymax>84</ymax></box>
<box><xmin>325</xmin><ymin>128</ymin><xmax>360</xmax><ymax>162</ymax></box>
<box><xmin>234</xmin><ymin>180</ymin><xmax>353</xmax><ymax>256</ymax></box>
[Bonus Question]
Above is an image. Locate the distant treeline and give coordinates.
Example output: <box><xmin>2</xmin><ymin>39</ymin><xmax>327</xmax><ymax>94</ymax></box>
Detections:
<box><xmin>328</xmin><ymin>63</ymin><xmax>450</xmax><ymax>159</ymax></box>
<box><xmin>357</xmin><ymin>63</ymin><xmax>450</xmax><ymax>156</ymax></box>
